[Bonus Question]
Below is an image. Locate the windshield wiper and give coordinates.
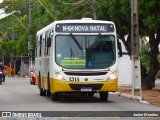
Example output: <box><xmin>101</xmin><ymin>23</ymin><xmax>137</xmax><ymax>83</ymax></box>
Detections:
<box><xmin>90</xmin><ymin>33</ymin><xmax>101</xmax><ymax>48</ymax></box>
<box><xmin>69</xmin><ymin>33</ymin><xmax>83</xmax><ymax>50</ymax></box>
<box><xmin>70</xmin><ymin>48</ymin><xmax>74</xmax><ymax>57</ymax></box>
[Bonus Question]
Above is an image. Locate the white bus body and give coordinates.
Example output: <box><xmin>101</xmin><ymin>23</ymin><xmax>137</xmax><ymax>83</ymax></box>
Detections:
<box><xmin>35</xmin><ymin>18</ymin><xmax>119</xmax><ymax>101</ymax></box>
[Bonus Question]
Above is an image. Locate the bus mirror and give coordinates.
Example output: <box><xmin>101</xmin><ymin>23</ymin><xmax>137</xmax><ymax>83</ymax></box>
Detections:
<box><xmin>47</xmin><ymin>37</ymin><xmax>51</xmax><ymax>47</ymax></box>
<box><xmin>118</xmin><ymin>39</ymin><xmax>122</xmax><ymax>57</ymax></box>
<box><xmin>51</xmin><ymin>32</ymin><xmax>54</xmax><ymax>36</ymax></box>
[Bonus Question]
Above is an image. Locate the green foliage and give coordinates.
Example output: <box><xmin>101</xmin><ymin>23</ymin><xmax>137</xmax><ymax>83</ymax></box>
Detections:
<box><xmin>3</xmin><ymin>40</ymin><xmax>16</xmax><ymax>54</ymax></box>
<box><xmin>140</xmin><ymin>37</ymin><xmax>150</xmax><ymax>71</ymax></box>
<box><xmin>16</xmin><ymin>34</ymin><xmax>28</xmax><ymax>55</ymax></box>
<box><xmin>139</xmin><ymin>0</ymin><xmax>160</xmax><ymax>32</ymax></box>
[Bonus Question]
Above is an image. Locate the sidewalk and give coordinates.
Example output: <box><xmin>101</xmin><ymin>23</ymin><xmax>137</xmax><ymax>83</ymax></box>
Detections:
<box><xmin>115</xmin><ymin>80</ymin><xmax>160</xmax><ymax>107</ymax></box>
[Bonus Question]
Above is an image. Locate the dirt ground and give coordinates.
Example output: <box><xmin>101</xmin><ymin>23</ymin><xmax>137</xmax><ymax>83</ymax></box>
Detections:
<box><xmin>118</xmin><ymin>87</ymin><xmax>160</xmax><ymax>107</ymax></box>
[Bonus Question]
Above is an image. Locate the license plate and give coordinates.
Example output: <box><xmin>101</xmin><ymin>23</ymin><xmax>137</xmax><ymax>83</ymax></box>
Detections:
<box><xmin>81</xmin><ymin>87</ymin><xmax>92</xmax><ymax>92</ymax></box>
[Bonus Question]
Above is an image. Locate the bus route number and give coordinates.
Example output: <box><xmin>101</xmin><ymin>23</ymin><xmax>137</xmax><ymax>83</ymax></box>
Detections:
<box><xmin>69</xmin><ymin>77</ymin><xmax>79</xmax><ymax>82</ymax></box>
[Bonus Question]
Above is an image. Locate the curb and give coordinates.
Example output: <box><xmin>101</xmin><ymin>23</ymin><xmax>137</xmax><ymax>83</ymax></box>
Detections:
<box><xmin>109</xmin><ymin>92</ymin><xmax>150</xmax><ymax>105</ymax></box>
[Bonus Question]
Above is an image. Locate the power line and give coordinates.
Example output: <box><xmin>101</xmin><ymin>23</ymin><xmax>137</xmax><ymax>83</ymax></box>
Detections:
<box><xmin>67</xmin><ymin>0</ymin><xmax>89</xmax><ymax>12</ymax></box>
<box><xmin>68</xmin><ymin>0</ymin><xmax>105</xmax><ymax>19</ymax></box>
<box><xmin>58</xmin><ymin>0</ymin><xmax>85</xmax><ymax>5</ymax></box>
<box><xmin>0</xmin><ymin>31</ymin><xmax>11</xmax><ymax>41</ymax></box>
<box><xmin>37</xmin><ymin>0</ymin><xmax>55</xmax><ymax>19</ymax></box>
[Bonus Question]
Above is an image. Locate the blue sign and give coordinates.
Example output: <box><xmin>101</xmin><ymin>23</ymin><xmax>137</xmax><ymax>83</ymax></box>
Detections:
<box><xmin>87</xmin><ymin>61</ymin><xmax>94</xmax><ymax>68</ymax></box>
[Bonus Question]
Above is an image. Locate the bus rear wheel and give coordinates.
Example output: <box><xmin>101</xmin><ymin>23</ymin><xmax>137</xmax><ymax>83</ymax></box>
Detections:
<box><xmin>47</xmin><ymin>90</ymin><xmax>51</xmax><ymax>96</ymax></box>
<box><xmin>39</xmin><ymin>74</ymin><xmax>46</xmax><ymax>96</ymax></box>
<box><xmin>40</xmin><ymin>88</ymin><xmax>46</xmax><ymax>96</ymax></box>
<box><xmin>51</xmin><ymin>93</ymin><xmax>59</xmax><ymax>101</ymax></box>
<box><xmin>47</xmin><ymin>73</ymin><xmax>51</xmax><ymax>96</ymax></box>
<box><xmin>99</xmin><ymin>92</ymin><xmax>108</xmax><ymax>101</ymax></box>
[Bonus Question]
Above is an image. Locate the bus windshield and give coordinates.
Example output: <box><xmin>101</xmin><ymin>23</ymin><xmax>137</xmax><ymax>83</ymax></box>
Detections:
<box><xmin>55</xmin><ymin>35</ymin><xmax>116</xmax><ymax>69</ymax></box>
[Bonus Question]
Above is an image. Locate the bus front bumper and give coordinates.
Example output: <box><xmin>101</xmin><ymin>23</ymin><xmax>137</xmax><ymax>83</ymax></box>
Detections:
<box><xmin>50</xmin><ymin>78</ymin><xmax>118</xmax><ymax>93</ymax></box>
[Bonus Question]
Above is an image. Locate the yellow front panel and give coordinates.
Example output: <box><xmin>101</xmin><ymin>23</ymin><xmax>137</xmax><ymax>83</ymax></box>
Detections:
<box><xmin>50</xmin><ymin>78</ymin><xmax>118</xmax><ymax>93</ymax></box>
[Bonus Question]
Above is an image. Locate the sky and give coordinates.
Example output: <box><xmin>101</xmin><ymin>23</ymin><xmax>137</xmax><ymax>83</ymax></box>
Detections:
<box><xmin>0</xmin><ymin>0</ymin><xmax>3</xmax><ymax>3</ymax></box>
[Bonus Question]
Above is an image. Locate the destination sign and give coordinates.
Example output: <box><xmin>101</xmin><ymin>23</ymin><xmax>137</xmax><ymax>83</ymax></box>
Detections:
<box><xmin>56</xmin><ymin>23</ymin><xmax>114</xmax><ymax>33</ymax></box>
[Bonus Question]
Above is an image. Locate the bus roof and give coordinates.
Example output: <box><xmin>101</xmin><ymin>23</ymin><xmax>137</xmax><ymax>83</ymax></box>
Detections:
<box><xmin>36</xmin><ymin>18</ymin><xmax>114</xmax><ymax>36</ymax></box>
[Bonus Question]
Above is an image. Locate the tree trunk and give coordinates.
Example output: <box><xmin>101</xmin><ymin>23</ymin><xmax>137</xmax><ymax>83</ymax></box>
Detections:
<box><xmin>141</xmin><ymin>33</ymin><xmax>160</xmax><ymax>90</ymax></box>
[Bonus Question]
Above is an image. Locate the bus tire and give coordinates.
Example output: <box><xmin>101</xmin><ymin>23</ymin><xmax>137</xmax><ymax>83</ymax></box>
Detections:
<box><xmin>51</xmin><ymin>93</ymin><xmax>59</xmax><ymax>101</ymax></box>
<box><xmin>99</xmin><ymin>92</ymin><xmax>108</xmax><ymax>101</ymax></box>
<box><xmin>47</xmin><ymin>72</ymin><xmax>51</xmax><ymax>96</ymax></box>
<box><xmin>39</xmin><ymin>73</ymin><xmax>46</xmax><ymax>96</ymax></box>
<box><xmin>40</xmin><ymin>88</ymin><xmax>46</xmax><ymax>96</ymax></box>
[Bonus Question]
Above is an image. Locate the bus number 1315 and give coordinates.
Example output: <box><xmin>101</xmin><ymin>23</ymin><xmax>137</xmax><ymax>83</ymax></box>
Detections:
<box><xmin>69</xmin><ymin>77</ymin><xmax>79</xmax><ymax>82</ymax></box>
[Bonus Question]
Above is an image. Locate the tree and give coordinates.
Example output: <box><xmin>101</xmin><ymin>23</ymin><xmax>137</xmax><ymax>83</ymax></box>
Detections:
<box><xmin>139</xmin><ymin>0</ymin><xmax>160</xmax><ymax>89</ymax></box>
<box><xmin>96</xmin><ymin>0</ymin><xmax>160</xmax><ymax>89</ymax></box>
<box><xmin>1</xmin><ymin>0</ymin><xmax>160</xmax><ymax>90</ymax></box>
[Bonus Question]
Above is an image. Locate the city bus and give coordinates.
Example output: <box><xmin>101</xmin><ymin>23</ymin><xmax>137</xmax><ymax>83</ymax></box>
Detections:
<box><xmin>35</xmin><ymin>18</ymin><xmax>121</xmax><ymax>101</ymax></box>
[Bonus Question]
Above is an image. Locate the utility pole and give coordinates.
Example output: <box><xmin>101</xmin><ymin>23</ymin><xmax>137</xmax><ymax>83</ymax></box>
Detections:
<box><xmin>131</xmin><ymin>0</ymin><xmax>141</xmax><ymax>98</ymax></box>
<box><xmin>93</xmin><ymin>0</ymin><xmax>96</xmax><ymax>20</ymax></box>
<box><xmin>28</xmin><ymin>0</ymin><xmax>32</xmax><ymax>50</ymax></box>
<box><xmin>28</xmin><ymin>0</ymin><xmax>33</xmax><ymax>74</ymax></box>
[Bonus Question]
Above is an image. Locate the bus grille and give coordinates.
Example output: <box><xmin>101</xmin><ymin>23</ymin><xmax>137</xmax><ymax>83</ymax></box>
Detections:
<box><xmin>69</xmin><ymin>84</ymin><xmax>103</xmax><ymax>91</ymax></box>
<box><xmin>64</xmin><ymin>72</ymin><xmax>107</xmax><ymax>76</ymax></box>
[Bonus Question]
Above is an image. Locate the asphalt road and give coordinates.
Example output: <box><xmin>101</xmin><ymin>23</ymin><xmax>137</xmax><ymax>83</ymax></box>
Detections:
<box><xmin>0</xmin><ymin>77</ymin><xmax>160</xmax><ymax>119</ymax></box>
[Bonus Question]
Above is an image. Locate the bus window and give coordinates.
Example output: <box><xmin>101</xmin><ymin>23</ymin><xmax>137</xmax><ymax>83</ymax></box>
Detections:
<box><xmin>35</xmin><ymin>37</ymin><xmax>38</xmax><ymax>57</ymax></box>
<box><xmin>55</xmin><ymin>35</ymin><xmax>116</xmax><ymax>69</ymax></box>
<box><xmin>39</xmin><ymin>35</ymin><xmax>42</xmax><ymax>57</ymax></box>
<box><xmin>46</xmin><ymin>31</ymin><xmax>51</xmax><ymax>55</ymax></box>
<box><xmin>44</xmin><ymin>35</ymin><xmax>47</xmax><ymax>56</ymax></box>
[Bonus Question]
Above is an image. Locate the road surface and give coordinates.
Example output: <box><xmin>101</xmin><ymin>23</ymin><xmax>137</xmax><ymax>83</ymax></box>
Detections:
<box><xmin>0</xmin><ymin>77</ymin><xmax>160</xmax><ymax>118</ymax></box>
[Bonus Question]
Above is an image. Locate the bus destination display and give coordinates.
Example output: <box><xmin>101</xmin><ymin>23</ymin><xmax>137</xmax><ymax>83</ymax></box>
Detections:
<box><xmin>56</xmin><ymin>23</ymin><xmax>114</xmax><ymax>33</ymax></box>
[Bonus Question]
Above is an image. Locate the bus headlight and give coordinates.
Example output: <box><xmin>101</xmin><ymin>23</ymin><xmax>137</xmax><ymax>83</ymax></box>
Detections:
<box><xmin>109</xmin><ymin>72</ymin><xmax>118</xmax><ymax>80</ymax></box>
<box><xmin>105</xmin><ymin>72</ymin><xmax>118</xmax><ymax>82</ymax></box>
<box><xmin>56</xmin><ymin>74</ymin><xmax>64</xmax><ymax>80</ymax></box>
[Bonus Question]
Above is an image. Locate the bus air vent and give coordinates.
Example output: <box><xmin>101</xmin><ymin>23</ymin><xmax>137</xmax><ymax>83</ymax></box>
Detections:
<box><xmin>64</xmin><ymin>72</ymin><xmax>107</xmax><ymax>76</ymax></box>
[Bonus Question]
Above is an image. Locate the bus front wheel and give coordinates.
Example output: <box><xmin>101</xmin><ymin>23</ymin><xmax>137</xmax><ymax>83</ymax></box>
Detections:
<box><xmin>99</xmin><ymin>92</ymin><xmax>108</xmax><ymax>101</ymax></box>
<box><xmin>51</xmin><ymin>93</ymin><xmax>59</xmax><ymax>101</ymax></box>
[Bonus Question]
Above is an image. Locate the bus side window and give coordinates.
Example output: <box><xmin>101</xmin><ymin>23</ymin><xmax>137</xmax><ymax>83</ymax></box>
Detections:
<box><xmin>44</xmin><ymin>36</ymin><xmax>47</xmax><ymax>56</ymax></box>
<box><xmin>39</xmin><ymin>35</ymin><xmax>42</xmax><ymax>57</ymax></box>
<box><xmin>46</xmin><ymin>31</ymin><xmax>51</xmax><ymax>55</ymax></box>
<box><xmin>35</xmin><ymin>37</ymin><xmax>38</xmax><ymax>57</ymax></box>
<box><xmin>47</xmin><ymin>31</ymin><xmax>51</xmax><ymax>48</ymax></box>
